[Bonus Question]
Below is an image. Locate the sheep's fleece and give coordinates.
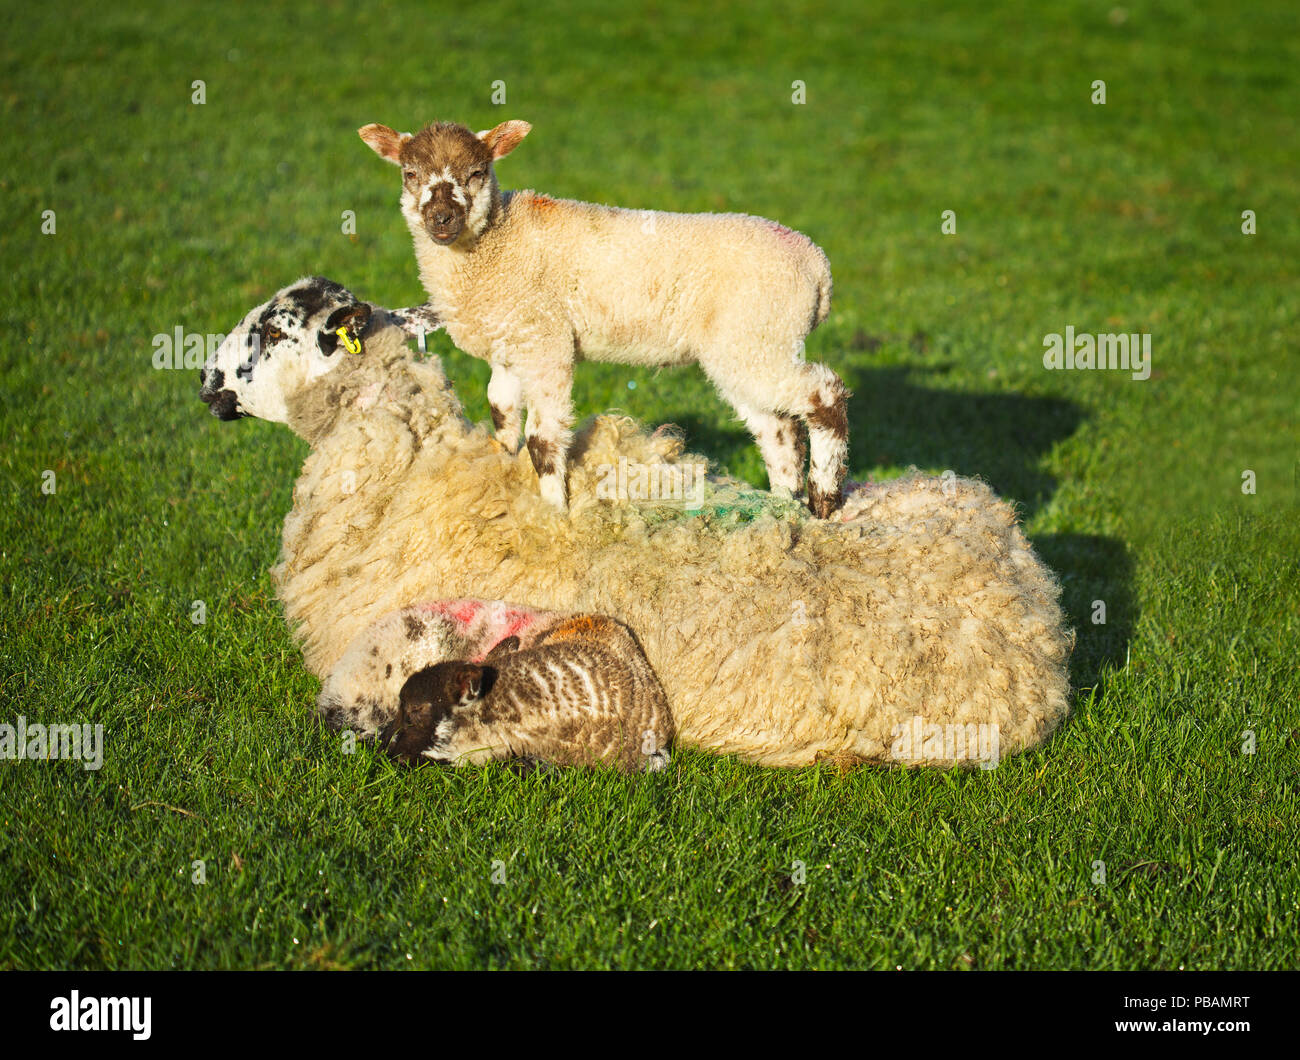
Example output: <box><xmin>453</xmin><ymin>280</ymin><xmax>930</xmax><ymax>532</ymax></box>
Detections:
<box><xmin>266</xmin><ymin>313</ymin><xmax>1074</xmax><ymax>768</ymax></box>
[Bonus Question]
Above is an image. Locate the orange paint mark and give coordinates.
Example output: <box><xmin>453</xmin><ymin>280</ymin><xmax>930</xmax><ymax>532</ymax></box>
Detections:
<box><xmin>543</xmin><ymin>615</ymin><xmax>613</xmax><ymax>643</ymax></box>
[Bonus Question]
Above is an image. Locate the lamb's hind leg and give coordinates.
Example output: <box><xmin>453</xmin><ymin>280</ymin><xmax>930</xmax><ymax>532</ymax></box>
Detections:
<box><xmin>733</xmin><ymin>402</ymin><xmax>807</xmax><ymax>496</ymax></box>
<box><xmin>712</xmin><ymin>359</ymin><xmax>847</xmax><ymax>516</ymax></box>
<box><xmin>799</xmin><ymin>363</ymin><xmax>850</xmax><ymax>518</ymax></box>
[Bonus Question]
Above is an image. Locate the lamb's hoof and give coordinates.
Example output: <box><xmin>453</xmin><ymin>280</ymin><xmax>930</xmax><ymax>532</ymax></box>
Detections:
<box><xmin>539</xmin><ymin>479</ymin><xmax>569</xmax><ymax>512</ymax></box>
<box><xmin>645</xmin><ymin>749</ymin><xmax>671</xmax><ymax>772</ymax></box>
<box><xmin>807</xmin><ymin>483</ymin><xmax>843</xmax><ymax>519</ymax></box>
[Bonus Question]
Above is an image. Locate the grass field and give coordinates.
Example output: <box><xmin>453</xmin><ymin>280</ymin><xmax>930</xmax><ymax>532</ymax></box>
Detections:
<box><xmin>1</xmin><ymin>0</ymin><xmax>1297</xmax><ymax>970</ymax></box>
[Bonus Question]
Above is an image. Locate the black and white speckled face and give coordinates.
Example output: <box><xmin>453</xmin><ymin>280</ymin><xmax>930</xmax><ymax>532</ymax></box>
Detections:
<box><xmin>199</xmin><ymin>276</ymin><xmax>370</xmax><ymax>423</ymax></box>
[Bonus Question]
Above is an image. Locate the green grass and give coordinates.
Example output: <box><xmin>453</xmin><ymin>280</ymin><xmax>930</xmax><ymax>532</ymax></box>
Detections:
<box><xmin>1</xmin><ymin>0</ymin><xmax>1297</xmax><ymax>969</ymax></box>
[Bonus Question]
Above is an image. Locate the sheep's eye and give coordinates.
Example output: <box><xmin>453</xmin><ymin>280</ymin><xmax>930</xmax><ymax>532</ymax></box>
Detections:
<box><xmin>403</xmin><ymin>169</ymin><xmax>417</xmax><ymax>181</ymax></box>
<box><xmin>469</xmin><ymin>168</ymin><xmax>486</xmax><ymax>181</ymax></box>
<box><xmin>264</xmin><ymin>326</ymin><xmax>284</xmax><ymax>343</ymax></box>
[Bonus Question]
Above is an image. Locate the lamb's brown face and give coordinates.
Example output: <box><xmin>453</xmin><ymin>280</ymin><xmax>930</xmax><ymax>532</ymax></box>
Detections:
<box><xmin>398</xmin><ymin>124</ymin><xmax>497</xmax><ymax>246</ymax></box>
<box><xmin>381</xmin><ymin>662</ymin><xmax>487</xmax><ymax>764</ymax></box>
<box><xmin>359</xmin><ymin>119</ymin><xmax>531</xmax><ymax>247</ymax></box>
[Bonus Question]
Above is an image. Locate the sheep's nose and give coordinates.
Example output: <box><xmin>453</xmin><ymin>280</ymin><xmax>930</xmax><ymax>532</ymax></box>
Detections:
<box><xmin>433</xmin><ymin>209</ymin><xmax>454</xmax><ymax>226</ymax></box>
<box><xmin>199</xmin><ymin>368</ymin><xmax>207</xmax><ymax>385</ymax></box>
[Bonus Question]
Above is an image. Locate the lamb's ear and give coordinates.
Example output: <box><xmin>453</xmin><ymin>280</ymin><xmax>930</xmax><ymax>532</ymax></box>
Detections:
<box><xmin>477</xmin><ymin>120</ymin><xmax>530</xmax><ymax>160</ymax></box>
<box><xmin>484</xmin><ymin>635</ymin><xmax>520</xmax><ymax>661</ymax></box>
<box><xmin>454</xmin><ymin>665</ymin><xmax>486</xmax><ymax>705</ymax></box>
<box><xmin>319</xmin><ymin>302</ymin><xmax>372</xmax><ymax>356</ymax></box>
<box><xmin>358</xmin><ymin>123</ymin><xmax>410</xmax><ymax>164</ymax></box>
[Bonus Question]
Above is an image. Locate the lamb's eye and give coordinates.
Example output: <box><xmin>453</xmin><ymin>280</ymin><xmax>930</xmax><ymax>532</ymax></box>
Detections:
<box><xmin>469</xmin><ymin>168</ymin><xmax>486</xmax><ymax>181</ymax></box>
<box><xmin>403</xmin><ymin>169</ymin><xmax>417</xmax><ymax>181</ymax></box>
<box><xmin>264</xmin><ymin>326</ymin><xmax>284</xmax><ymax>343</ymax></box>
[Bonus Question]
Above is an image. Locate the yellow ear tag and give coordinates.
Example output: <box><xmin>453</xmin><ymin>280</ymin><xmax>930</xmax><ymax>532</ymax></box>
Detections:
<box><xmin>337</xmin><ymin>327</ymin><xmax>362</xmax><ymax>355</ymax></box>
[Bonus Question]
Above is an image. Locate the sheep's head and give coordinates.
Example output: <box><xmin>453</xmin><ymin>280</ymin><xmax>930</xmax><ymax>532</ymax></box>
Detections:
<box><xmin>198</xmin><ymin>277</ymin><xmax>374</xmax><ymax>423</ymax></box>
<box><xmin>359</xmin><ymin>120</ymin><xmax>530</xmax><ymax>247</ymax></box>
<box><xmin>199</xmin><ymin>277</ymin><xmax>442</xmax><ymax>429</ymax></box>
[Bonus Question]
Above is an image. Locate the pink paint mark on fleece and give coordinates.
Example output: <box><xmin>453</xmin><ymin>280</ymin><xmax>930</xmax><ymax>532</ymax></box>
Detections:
<box><xmin>421</xmin><ymin>598</ymin><xmax>550</xmax><ymax>662</ymax></box>
<box><xmin>421</xmin><ymin>599</ymin><xmax>485</xmax><ymax>628</ymax></box>
<box><xmin>469</xmin><ymin>606</ymin><xmax>544</xmax><ymax>661</ymax></box>
<box><xmin>766</xmin><ymin>220</ymin><xmax>805</xmax><ymax>246</ymax></box>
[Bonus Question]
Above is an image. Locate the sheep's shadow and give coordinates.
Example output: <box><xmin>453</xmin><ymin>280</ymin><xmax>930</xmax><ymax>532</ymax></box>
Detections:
<box><xmin>842</xmin><ymin>361</ymin><xmax>1083</xmax><ymax>518</ymax></box>
<box><xmin>1029</xmin><ymin>532</ymin><xmax>1136</xmax><ymax>696</ymax></box>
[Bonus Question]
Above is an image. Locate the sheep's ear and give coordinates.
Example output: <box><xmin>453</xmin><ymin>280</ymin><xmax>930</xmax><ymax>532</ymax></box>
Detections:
<box><xmin>477</xmin><ymin>120</ymin><xmax>530</xmax><ymax>160</ymax></box>
<box><xmin>390</xmin><ymin>304</ymin><xmax>443</xmax><ymax>342</ymax></box>
<box><xmin>319</xmin><ymin>303</ymin><xmax>371</xmax><ymax>356</ymax></box>
<box><xmin>358</xmin><ymin>123</ymin><xmax>409</xmax><ymax>164</ymax></box>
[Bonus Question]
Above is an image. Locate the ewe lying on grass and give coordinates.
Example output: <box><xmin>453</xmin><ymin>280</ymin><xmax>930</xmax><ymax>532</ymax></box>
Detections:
<box><xmin>200</xmin><ymin>277</ymin><xmax>1073</xmax><ymax>768</ymax></box>
<box><xmin>358</xmin><ymin>119</ymin><xmax>849</xmax><ymax>517</ymax></box>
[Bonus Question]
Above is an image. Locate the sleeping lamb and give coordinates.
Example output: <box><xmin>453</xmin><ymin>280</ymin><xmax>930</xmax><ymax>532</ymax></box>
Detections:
<box><xmin>323</xmin><ymin>600</ymin><xmax>673</xmax><ymax>772</ymax></box>
<box><xmin>358</xmin><ymin>118</ymin><xmax>849</xmax><ymax>518</ymax></box>
<box><xmin>199</xmin><ymin>277</ymin><xmax>1073</xmax><ymax>769</ymax></box>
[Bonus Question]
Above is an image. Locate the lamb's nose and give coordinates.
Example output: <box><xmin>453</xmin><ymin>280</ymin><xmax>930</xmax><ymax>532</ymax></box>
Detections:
<box><xmin>433</xmin><ymin>210</ymin><xmax>453</xmax><ymax>226</ymax></box>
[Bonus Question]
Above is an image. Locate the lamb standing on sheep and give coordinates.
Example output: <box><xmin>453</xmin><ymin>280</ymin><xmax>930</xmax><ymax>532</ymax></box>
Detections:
<box><xmin>200</xmin><ymin>278</ymin><xmax>1073</xmax><ymax>768</ymax></box>
<box><xmin>358</xmin><ymin>119</ymin><xmax>850</xmax><ymax>518</ymax></box>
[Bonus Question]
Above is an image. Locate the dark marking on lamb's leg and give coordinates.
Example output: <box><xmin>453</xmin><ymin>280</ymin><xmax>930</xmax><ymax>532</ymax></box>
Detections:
<box><xmin>526</xmin><ymin>435</ymin><xmax>557</xmax><ymax>475</ymax></box>
<box><xmin>487</xmin><ymin>368</ymin><xmax>523</xmax><ymax>454</ymax></box>
<box><xmin>791</xmin><ymin>421</ymin><xmax>809</xmax><ymax>496</ymax></box>
<box><xmin>804</xmin><ymin>373</ymin><xmax>850</xmax><ymax>519</ymax></box>
<box><xmin>522</xmin><ymin>371</ymin><xmax>574</xmax><ymax>510</ymax></box>
<box><xmin>526</xmin><ymin>433</ymin><xmax>568</xmax><ymax>509</ymax></box>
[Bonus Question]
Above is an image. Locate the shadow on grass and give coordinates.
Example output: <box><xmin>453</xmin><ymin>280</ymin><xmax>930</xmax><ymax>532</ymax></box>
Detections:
<box><xmin>1031</xmin><ymin>533</ymin><xmax>1136</xmax><ymax>696</ymax></box>
<box><xmin>841</xmin><ymin>363</ymin><xmax>1082</xmax><ymax>517</ymax></box>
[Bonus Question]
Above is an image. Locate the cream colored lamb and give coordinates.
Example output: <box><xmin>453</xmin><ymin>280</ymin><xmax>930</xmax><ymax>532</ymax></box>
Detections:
<box><xmin>358</xmin><ymin>119</ymin><xmax>849</xmax><ymax>518</ymax></box>
<box><xmin>201</xmin><ymin>278</ymin><xmax>1073</xmax><ymax>768</ymax></box>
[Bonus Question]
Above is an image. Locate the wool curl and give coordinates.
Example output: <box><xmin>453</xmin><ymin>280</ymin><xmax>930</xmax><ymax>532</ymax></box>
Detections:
<box><xmin>274</xmin><ymin>321</ymin><xmax>1073</xmax><ymax>768</ymax></box>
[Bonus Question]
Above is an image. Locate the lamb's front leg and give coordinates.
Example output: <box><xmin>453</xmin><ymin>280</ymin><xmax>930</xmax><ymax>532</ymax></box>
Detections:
<box><xmin>426</xmin><ymin>710</ymin><xmax>525</xmax><ymax>767</ymax></box>
<box><xmin>487</xmin><ymin>366</ymin><xmax>524</xmax><ymax>454</ymax></box>
<box><xmin>522</xmin><ymin>359</ymin><xmax>575</xmax><ymax>511</ymax></box>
